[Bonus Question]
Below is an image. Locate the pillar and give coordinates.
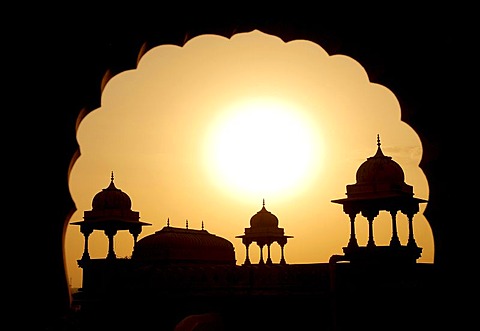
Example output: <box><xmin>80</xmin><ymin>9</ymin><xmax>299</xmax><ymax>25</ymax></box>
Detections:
<box><xmin>347</xmin><ymin>212</ymin><xmax>359</xmax><ymax>248</ymax></box>
<box><xmin>362</xmin><ymin>209</ymin><xmax>378</xmax><ymax>248</ymax></box>
<box><xmin>258</xmin><ymin>243</ymin><xmax>265</xmax><ymax>265</ymax></box>
<box><xmin>389</xmin><ymin>209</ymin><xmax>401</xmax><ymax>247</ymax></box>
<box><xmin>367</xmin><ymin>216</ymin><xmax>376</xmax><ymax>247</ymax></box>
<box><xmin>279</xmin><ymin>243</ymin><xmax>286</xmax><ymax>265</ymax></box>
<box><xmin>130</xmin><ymin>226</ymin><xmax>142</xmax><ymax>255</ymax></box>
<box><xmin>244</xmin><ymin>242</ymin><xmax>251</xmax><ymax>265</ymax></box>
<box><xmin>406</xmin><ymin>213</ymin><xmax>418</xmax><ymax>248</ymax></box>
<box><xmin>266</xmin><ymin>243</ymin><xmax>272</xmax><ymax>265</ymax></box>
<box><xmin>105</xmin><ymin>228</ymin><xmax>118</xmax><ymax>259</ymax></box>
<box><xmin>80</xmin><ymin>227</ymin><xmax>93</xmax><ymax>261</ymax></box>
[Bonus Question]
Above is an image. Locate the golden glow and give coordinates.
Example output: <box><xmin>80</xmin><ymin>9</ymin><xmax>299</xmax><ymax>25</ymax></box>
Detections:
<box><xmin>205</xmin><ymin>97</ymin><xmax>321</xmax><ymax>198</ymax></box>
<box><xmin>65</xmin><ymin>30</ymin><xmax>433</xmax><ymax>289</ymax></box>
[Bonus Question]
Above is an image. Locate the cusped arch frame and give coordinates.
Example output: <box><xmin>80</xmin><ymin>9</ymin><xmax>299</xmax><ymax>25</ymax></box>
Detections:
<box><xmin>67</xmin><ymin>24</ymin><xmax>437</xmax><ymax>270</ymax></box>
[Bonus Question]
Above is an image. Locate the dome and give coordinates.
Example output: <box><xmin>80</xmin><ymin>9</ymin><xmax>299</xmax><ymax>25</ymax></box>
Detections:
<box><xmin>91</xmin><ymin>173</ymin><xmax>132</xmax><ymax>210</ymax></box>
<box><xmin>133</xmin><ymin>224</ymin><xmax>236</xmax><ymax>265</ymax></box>
<box><xmin>250</xmin><ymin>200</ymin><xmax>279</xmax><ymax>228</ymax></box>
<box><xmin>355</xmin><ymin>144</ymin><xmax>405</xmax><ymax>185</ymax></box>
<box><xmin>345</xmin><ymin>136</ymin><xmax>413</xmax><ymax>198</ymax></box>
<box><xmin>72</xmin><ymin>172</ymin><xmax>148</xmax><ymax>237</ymax></box>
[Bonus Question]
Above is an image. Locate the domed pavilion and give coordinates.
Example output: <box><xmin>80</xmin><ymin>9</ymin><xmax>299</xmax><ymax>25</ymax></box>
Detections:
<box><xmin>71</xmin><ymin>172</ymin><xmax>151</xmax><ymax>263</ymax></box>
<box><xmin>236</xmin><ymin>200</ymin><xmax>293</xmax><ymax>265</ymax></box>
<box><xmin>331</xmin><ymin>135</ymin><xmax>427</xmax><ymax>264</ymax></box>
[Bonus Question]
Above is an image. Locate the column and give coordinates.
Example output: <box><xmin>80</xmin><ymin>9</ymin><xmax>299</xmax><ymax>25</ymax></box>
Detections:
<box><xmin>266</xmin><ymin>243</ymin><xmax>272</xmax><ymax>265</ymax></box>
<box><xmin>406</xmin><ymin>213</ymin><xmax>418</xmax><ymax>248</ymax></box>
<box><xmin>367</xmin><ymin>216</ymin><xmax>376</xmax><ymax>247</ymax></box>
<box><xmin>279</xmin><ymin>243</ymin><xmax>286</xmax><ymax>265</ymax></box>
<box><xmin>258</xmin><ymin>243</ymin><xmax>265</xmax><ymax>265</ymax></box>
<box><xmin>389</xmin><ymin>210</ymin><xmax>401</xmax><ymax>247</ymax></box>
<box><xmin>347</xmin><ymin>212</ymin><xmax>359</xmax><ymax>248</ymax></box>
<box><xmin>244</xmin><ymin>242</ymin><xmax>251</xmax><ymax>265</ymax></box>
<box><xmin>80</xmin><ymin>227</ymin><xmax>93</xmax><ymax>261</ymax></box>
<box><xmin>130</xmin><ymin>225</ymin><xmax>142</xmax><ymax>254</ymax></box>
<box><xmin>362</xmin><ymin>209</ymin><xmax>378</xmax><ymax>248</ymax></box>
<box><xmin>105</xmin><ymin>228</ymin><xmax>118</xmax><ymax>260</ymax></box>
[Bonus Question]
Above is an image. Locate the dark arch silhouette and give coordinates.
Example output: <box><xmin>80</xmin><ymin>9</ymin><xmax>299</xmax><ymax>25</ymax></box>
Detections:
<box><xmin>17</xmin><ymin>11</ymin><xmax>471</xmax><ymax>330</ymax></box>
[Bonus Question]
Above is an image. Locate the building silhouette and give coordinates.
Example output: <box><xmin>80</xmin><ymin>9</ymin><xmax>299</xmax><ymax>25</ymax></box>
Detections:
<box><xmin>71</xmin><ymin>136</ymin><xmax>435</xmax><ymax>331</ymax></box>
<box><xmin>19</xmin><ymin>17</ymin><xmax>470</xmax><ymax>331</ymax></box>
<box><xmin>236</xmin><ymin>199</ymin><xmax>293</xmax><ymax>265</ymax></box>
<box><xmin>331</xmin><ymin>134</ymin><xmax>426</xmax><ymax>265</ymax></box>
<box><xmin>71</xmin><ymin>171</ymin><xmax>151</xmax><ymax>264</ymax></box>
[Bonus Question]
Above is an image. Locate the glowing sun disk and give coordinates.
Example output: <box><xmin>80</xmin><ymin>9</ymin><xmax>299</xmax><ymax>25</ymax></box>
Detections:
<box><xmin>205</xmin><ymin>99</ymin><xmax>321</xmax><ymax>197</ymax></box>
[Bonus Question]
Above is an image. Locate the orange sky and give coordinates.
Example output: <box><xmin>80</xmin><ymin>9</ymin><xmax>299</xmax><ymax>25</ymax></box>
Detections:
<box><xmin>65</xmin><ymin>30</ymin><xmax>432</xmax><ymax>288</ymax></box>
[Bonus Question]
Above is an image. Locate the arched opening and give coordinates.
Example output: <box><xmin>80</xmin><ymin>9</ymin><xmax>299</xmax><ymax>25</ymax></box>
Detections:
<box><xmin>65</xmin><ymin>30</ymin><xmax>432</xmax><ymax>290</ymax></box>
<box><xmin>29</xmin><ymin>14</ymin><xmax>468</xmax><ymax>330</ymax></box>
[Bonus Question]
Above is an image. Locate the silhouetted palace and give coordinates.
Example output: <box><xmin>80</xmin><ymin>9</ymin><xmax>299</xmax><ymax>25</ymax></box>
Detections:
<box><xmin>71</xmin><ymin>136</ymin><xmax>436</xmax><ymax>331</ymax></box>
<box><xmin>19</xmin><ymin>14</ymin><xmax>471</xmax><ymax>331</ymax></box>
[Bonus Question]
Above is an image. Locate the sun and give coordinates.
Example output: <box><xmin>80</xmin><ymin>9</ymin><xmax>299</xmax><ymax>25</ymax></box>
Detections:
<box><xmin>204</xmin><ymin>97</ymin><xmax>322</xmax><ymax>199</ymax></box>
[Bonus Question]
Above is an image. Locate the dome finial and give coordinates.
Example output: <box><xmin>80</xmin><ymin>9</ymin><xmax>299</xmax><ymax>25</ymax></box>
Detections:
<box><xmin>186</xmin><ymin>219</ymin><xmax>188</xmax><ymax>229</ymax></box>
<box><xmin>373</xmin><ymin>134</ymin><xmax>385</xmax><ymax>157</ymax></box>
<box><xmin>202</xmin><ymin>221</ymin><xmax>204</xmax><ymax>230</ymax></box>
<box><xmin>263</xmin><ymin>199</ymin><xmax>265</xmax><ymax>207</ymax></box>
<box><xmin>167</xmin><ymin>218</ymin><xmax>170</xmax><ymax>227</ymax></box>
<box><xmin>107</xmin><ymin>171</ymin><xmax>117</xmax><ymax>189</ymax></box>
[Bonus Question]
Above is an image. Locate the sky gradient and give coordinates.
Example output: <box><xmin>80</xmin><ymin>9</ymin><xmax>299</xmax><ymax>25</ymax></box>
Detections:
<box><xmin>65</xmin><ymin>30</ymin><xmax>432</xmax><ymax>288</ymax></box>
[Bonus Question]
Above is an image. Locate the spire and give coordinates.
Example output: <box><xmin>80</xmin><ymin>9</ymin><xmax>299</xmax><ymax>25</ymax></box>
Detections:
<box><xmin>107</xmin><ymin>171</ymin><xmax>117</xmax><ymax>189</ymax></box>
<box><xmin>201</xmin><ymin>221</ymin><xmax>204</xmax><ymax>230</ymax></box>
<box><xmin>260</xmin><ymin>198</ymin><xmax>267</xmax><ymax>211</ymax></box>
<box><xmin>374</xmin><ymin>134</ymin><xmax>385</xmax><ymax>157</ymax></box>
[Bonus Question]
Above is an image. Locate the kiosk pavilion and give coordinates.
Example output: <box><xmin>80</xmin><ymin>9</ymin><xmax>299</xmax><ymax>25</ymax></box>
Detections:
<box><xmin>331</xmin><ymin>135</ymin><xmax>427</xmax><ymax>265</ymax></box>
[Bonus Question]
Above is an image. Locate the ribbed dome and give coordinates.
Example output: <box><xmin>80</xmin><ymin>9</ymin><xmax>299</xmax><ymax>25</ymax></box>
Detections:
<box><xmin>344</xmin><ymin>135</ymin><xmax>413</xmax><ymax>198</ymax></box>
<box><xmin>133</xmin><ymin>225</ymin><xmax>236</xmax><ymax>264</ymax></box>
<box><xmin>91</xmin><ymin>173</ymin><xmax>132</xmax><ymax>210</ymax></box>
<box><xmin>355</xmin><ymin>144</ymin><xmax>405</xmax><ymax>185</ymax></box>
<box><xmin>250</xmin><ymin>201</ymin><xmax>279</xmax><ymax>228</ymax></box>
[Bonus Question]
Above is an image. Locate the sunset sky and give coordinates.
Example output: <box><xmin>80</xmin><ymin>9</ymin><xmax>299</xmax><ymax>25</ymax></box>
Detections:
<box><xmin>65</xmin><ymin>30</ymin><xmax>432</xmax><ymax>288</ymax></box>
